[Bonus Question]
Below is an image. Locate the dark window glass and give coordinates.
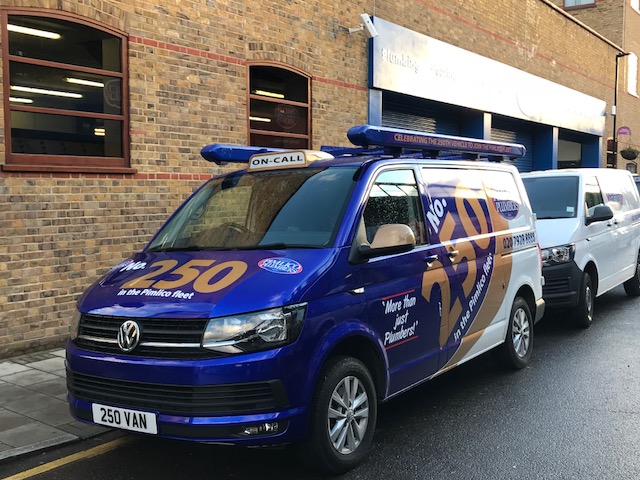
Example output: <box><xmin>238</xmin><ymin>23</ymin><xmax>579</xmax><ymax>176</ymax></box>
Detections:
<box><xmin>249</xmin><ymin>99</ymin><xmax>308</xmax><ymax>134</ymax></box>
<box><xmin>147</xmin><ymin>167</ymin><xmax>358</xmax><ymax>251</ymax></box>
<box><xmin>522</xmin><ymin>176</ymin><xmax>579</xmax><ymax>219</ymax></box>
<box><xmin>249</xmin><ymin>65</ymin><xmax>310</xmax><ymax>148</ymax></box>
<box><xmin>250</xmin><ymin>66</ymin><xmax>308</xmax><ymax>103</ymax></box>
<box><xmin>249</xmin><ymin>134</ymin><xmax>308</xmax><ymax>150</ymax></box>
<box><xmin>361</xmin><ymin>170</ymin><xmax>427</xmax><ymax>245</ymax></box>
<box><xmin>11</xmin><ymin>111</ymin><xmax>123</xmax><ymax>157</ymax></box>
<box><xmin>8</xmin><ymin>15</ymin><xmax>121</xmax><ymax>71</ymax></box>
<box><xmin>3</xmin><ymin>12</ymin><xmax>128</xmax><ymax>172</ymax></box>
<box><xmin>9</xmin><ymin>62</ymin><xmax>122</xmax><ymax>114</ymax></box>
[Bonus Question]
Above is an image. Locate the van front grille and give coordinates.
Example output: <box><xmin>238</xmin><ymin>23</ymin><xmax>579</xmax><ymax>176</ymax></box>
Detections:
<box><xmin>67</xmin><ymin>371</ymin><xmax>288</xmax><ymax>416</ymax></box>
<box><xmin>543</xmin><ymin>277</ymin><xmax>571</xmax><ymax>295</ymax></box>
<box><xmin>75</xmin><ymin>314</ymin><xmax>220</xmax><ymax>359</ymax></box>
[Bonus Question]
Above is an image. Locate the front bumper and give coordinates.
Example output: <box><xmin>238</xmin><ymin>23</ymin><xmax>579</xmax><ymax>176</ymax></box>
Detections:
<box><xmin>541</xmin><ymin>260</ymin><xmax>582</xmax><ymax>308</ymax></box>
<box><xmin>65</xmin><ymin>342</ymin><xmax>311</xmax><ymax>446</ymax></box>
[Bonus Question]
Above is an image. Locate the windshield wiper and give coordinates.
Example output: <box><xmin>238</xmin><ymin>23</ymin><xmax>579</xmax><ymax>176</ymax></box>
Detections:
<box><xmin>147</xmin><ymin>245</ymin><xmax>207</xmax><ymax>252</ymax></box>
<box><xmin>256</xmin><ymin>243</ymin><xmax>323</xmax><ymax>249</ymax></box>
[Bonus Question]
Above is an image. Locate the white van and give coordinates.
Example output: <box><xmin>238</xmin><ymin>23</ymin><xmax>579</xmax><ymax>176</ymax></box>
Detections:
<box><xmin>522</xmin><ymin>168</ymin><xmax>640</xmax><ymax>327</ymax></box>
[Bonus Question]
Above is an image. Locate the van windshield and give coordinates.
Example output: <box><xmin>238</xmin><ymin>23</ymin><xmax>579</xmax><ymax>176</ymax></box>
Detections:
<box><xmin>147</xmin><ymin>167</ymin><xmax>358</xmax><ymax>251</ymax></box>
<box><xmin>522</xmin><ymin>176</ymin><xmax>579</xmax><ymax>219</ymax></box>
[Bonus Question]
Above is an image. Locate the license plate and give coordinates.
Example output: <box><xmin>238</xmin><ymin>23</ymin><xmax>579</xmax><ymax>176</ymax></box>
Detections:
<box><xmin>91</xmin><ymin>403</ymin><xmax>158</xmax><ymax>434</ymax></box>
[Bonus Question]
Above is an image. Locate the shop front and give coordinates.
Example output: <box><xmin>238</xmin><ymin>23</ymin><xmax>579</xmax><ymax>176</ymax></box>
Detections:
<box><xmin>366</xmin><ymin>17</ymin><xmax>607</xmax><ymax>172</ymax></box>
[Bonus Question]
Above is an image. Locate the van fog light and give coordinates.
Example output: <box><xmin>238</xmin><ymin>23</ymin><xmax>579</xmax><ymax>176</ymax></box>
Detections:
<box><xmin>241</xmin><ymin>422</ymin><xmax>281</xmax><ymax>436</ymax></box>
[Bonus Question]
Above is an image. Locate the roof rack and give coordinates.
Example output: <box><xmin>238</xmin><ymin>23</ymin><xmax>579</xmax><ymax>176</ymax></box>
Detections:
<box><xmin>200</xmin><ymin>124</ymin><xmax>526</xmax><ymax>165</ymax></box>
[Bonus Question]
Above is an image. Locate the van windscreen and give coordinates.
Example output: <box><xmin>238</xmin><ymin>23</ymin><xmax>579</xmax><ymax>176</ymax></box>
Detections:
<box><xmin>147</xmin><ymin>167</ymin><xmax>358</xmax><ymax>251</ymax></box>
<box><xmin>522</xmin><ymin>176</ymin><xmax>579</xmax><ymax>219</ymax></box>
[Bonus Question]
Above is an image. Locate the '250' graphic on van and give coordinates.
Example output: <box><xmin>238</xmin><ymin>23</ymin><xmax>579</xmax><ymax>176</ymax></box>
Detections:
<box><xmin>120</xmin><ymin>259</ymin><xmax>248</xmax><ymax>293</ymax></box>
<box><xmin>421</xmin><ymin>182</ymin><xmax>500</xmax><ymax>350</ymax></box>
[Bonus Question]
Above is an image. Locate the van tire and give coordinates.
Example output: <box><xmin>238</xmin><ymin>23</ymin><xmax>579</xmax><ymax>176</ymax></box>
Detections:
<box><xmin>297</xmin><ymin>356</ymin><xmax>377</xmax><ymax>475</ymax></box>
<box><xmin>499</xmin><ymin>297</ymin><xmax>533</xmax><ymax>369</ymax></box>
<box><xmin>574</xmin><ymin>272</ymin><xmax>594</xmax><ymax>328</ymax></box>
<box><xmin>623</xmin><ymin>253</ymin><xmax>640</xmax><ymax>297</ymax></box>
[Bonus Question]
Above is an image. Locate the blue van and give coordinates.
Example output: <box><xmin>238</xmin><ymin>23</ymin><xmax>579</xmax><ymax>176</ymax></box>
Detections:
<box><xmin>66</xmin><ymin>125</ymin><xmax>544</xmax><ymax>473</ymax></box>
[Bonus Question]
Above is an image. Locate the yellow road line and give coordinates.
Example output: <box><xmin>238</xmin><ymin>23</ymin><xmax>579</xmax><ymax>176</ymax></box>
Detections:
<box><xmin>3</xmin><ymin>436</ymin><xmax>135</xmax><ymax>480</ymax></box>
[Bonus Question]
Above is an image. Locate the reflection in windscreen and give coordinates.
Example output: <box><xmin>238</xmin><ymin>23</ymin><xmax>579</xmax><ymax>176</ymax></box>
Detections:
<box><xmin>148</xmin><ymin>167</ymin><xmax>357</xmax><ymax>251</ymax></box>
<box><xmin>522</xmin><ymin>176</ymin><xmax>579</xmax><ymax>219</ymax></box>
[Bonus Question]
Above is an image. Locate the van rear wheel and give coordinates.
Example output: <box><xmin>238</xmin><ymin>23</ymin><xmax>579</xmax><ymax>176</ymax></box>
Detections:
<box><xmin>574</xmin><ymin>272</ymin><xmax>594</xmax><ymax>328</ymax></box>
<box><xmin>498</xmin><ymin>297</ymin><xmax>532</xmax><ymax>369</ymax></box>
<box><xmin>297</xmin><ymin>356</ymin><xmax>377</xmax><ymax>475</ymax></box>
<box><xmin>623</xmin><ymin>253</ymin><xmax>640</xmax><ymax>297</ymax></box>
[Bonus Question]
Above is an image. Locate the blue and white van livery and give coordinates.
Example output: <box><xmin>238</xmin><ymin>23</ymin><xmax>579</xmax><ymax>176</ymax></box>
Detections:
<box><xmin>66</xmin><ymin>125</ymin><xmax>545</xmax><ymax>474</ymax></box>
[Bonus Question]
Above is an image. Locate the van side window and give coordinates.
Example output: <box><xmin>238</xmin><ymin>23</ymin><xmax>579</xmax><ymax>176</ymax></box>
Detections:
<box><xmin>361</xmin><ymin>169</ymin><xmax>427</xmax><ymax>245</ymax></box>
<box><xmin>584</xmin><ymin>177</ymin><xmax>605</xmax><ymax>218</ymax></box>
<box><xmin>597</xmin><ymin>174</ymin><xmax>635</xmax><ymax>213</ymax></box>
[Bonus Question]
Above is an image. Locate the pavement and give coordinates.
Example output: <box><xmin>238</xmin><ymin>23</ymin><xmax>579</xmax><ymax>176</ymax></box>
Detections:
<box><xmin>0</xmin><ymin>347</ymin><xmax>108</xmax><ymax>463</ymax></box>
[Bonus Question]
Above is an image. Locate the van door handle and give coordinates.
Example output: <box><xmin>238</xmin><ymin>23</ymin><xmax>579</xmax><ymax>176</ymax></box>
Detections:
<box><xmin>424</xmin><ymin>254</ymin><xmax>438</xmax><ymax>267</ymax></box>
<box><xmin>447</xmin><ymin>250</ymin><xmax>459</xmax><ymax>259</ymax></box>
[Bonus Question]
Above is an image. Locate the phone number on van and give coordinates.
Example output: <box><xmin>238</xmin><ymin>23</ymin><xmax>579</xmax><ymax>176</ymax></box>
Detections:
<box><xmin>503</xmin><ymin>231</ymin><xmax>536</xmax><ymax>250</ymax></box>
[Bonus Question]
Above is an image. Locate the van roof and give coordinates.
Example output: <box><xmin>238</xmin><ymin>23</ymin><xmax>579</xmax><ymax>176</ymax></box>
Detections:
<box><xmin>201</xmin><ymin>124</ymin><xmax>527</xmax><ymax>171</ymax></box>
<box><xmin>522</xmin><ymin>168</ymin><xmax>633</xmax><ymax>178</ymax></box>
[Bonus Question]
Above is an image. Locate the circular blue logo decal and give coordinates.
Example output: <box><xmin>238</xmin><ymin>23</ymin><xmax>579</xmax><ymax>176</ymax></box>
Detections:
<box><xmin>493</xmin><ymin>199</ymin><xmax>520</xmax><ymax>220</ymax></box>
<box><xmin>258</xmin><ymin>257</ymin><xmax>303</xmax><ymax>275</ymax></box>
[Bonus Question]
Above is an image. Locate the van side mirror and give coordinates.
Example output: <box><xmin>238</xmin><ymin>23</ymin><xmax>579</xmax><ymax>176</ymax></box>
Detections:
<box><xmin>350</xmin><ymin>224</ymin><xmax>416</xmax><ymax>263</ymax></box>
<box><xmin>586</xmin><ymin>205</ymin><xmax>614</xmax><ymax>225</ymax></box>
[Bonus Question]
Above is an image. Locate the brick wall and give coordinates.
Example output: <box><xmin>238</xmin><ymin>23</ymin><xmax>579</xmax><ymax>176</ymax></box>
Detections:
<box><xmin>0</xmin><ymin>0</ymin><xmax>626</xmax><ymax>357</ymax></box>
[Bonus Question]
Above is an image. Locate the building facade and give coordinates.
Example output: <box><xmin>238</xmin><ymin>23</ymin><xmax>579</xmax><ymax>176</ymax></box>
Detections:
<box><xmin>0</xmin><ymin>0</ymin><xmax>632</xmax><ymax>357</ymax></box>
<box><xmin>550</xmin><ymin>0</ymin><xmax>640</xmax><ymax>170</ymax></box>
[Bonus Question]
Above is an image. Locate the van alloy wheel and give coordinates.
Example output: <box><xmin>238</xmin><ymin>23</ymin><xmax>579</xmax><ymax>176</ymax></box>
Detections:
<box><xmin>511</xmin><ymin>306</ymin><xmax>531</xmax><ymax>358</ymax></box>
<box><xmin>297</xmin><ymin>356</ymin><xmax>377</xmax><ymax>474</ymax></box>
<box><xmin>623</xmin><ymin>253</ymin><xmax>640</xmax><ymax>297</ymax></box>
<box><xmin>498</xmin><ymin>297</ymin><xmax>533</xmax><ymax>369</ymax></box>
<box><xmin>574</xmin><ymin>272</ymin><xmax>594</xmax><ymax>328</ymax></box>
<box><xmin>327</xmin><ymin>375</ymin><xmax>370</xmax><ymax>454</ymax></box>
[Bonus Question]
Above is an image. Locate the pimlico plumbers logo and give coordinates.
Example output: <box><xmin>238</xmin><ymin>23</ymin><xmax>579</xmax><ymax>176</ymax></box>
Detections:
<box><xmin>258</xmin><ymin>257</ymin><xmax>303</xmax><ymax>275</ymax></box>
<box><xmin>492</xmin><ymin>198</ymin><xmax>520</xmax><ymax>220</ymax></box>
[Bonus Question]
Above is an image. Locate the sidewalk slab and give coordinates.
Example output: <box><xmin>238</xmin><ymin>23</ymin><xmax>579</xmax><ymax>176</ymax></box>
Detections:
<box><xmin>0</xmin><ymin>348</ymin><xmax>108</xmax><ymax>463</ymax></box>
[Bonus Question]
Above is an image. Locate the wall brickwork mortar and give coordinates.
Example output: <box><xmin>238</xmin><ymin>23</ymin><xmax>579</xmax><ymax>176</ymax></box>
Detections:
<box><xmin>0</xmin><ymin>0</ymin><xmax>629</xmax><ymax>357</ymax></box>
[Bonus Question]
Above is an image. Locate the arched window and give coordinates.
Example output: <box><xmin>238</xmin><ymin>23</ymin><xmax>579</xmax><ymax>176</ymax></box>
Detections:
<box><xmin>248</xmin><ymin>64</ymin><xmax>311</xmax><ymax>148</ymax></box>
<box><xmin>2</xmin><ymin>10</ymin><xmax>130</xmax><ymax>173</ymax></box>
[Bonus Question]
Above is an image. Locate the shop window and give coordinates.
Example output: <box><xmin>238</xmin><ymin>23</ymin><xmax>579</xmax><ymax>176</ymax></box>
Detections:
<box><xmin>2</xmin><ymin>10</ymin><xmax>130</xmax><ymax>173</ymax></box>
<box><xmin>248</xmin><ymin>64</ymin><xmax>310</xmax><ymax>149</ymax></box>
<box><xmin>564</xmin><ymin>0</ymin><xmax>595</xmax><ymax>7</ymax></box>
<box><xmin>627</xmin><ymin>53</ymin><xmax>639</xmax><ymax>97</ymax></box>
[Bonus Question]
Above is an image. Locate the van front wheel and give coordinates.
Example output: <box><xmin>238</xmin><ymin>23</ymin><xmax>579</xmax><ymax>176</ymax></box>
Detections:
<box><xmin>623</xmin><ymin>253</ymin><xmax>640</xmax><ymax>297</ymax></box>
<box><xmin>574</xmin><ymin>272</ymin><xmax>594</xmax><ymax>328</ymax></box>
<box><xmin>498</xmin><ymin>297</ymin><xmax>532</xmax><ymax>369</ymax></box>
<box><xmin>298</xmin><ymin>356</ymin><xmax>377</xmax><ymax>475</ymax></box>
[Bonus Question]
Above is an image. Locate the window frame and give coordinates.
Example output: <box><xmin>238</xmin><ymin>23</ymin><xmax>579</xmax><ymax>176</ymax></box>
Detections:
<box><xmin>563</xmin><ymin>0</ymin><xmax>596</xmax><ymax>8</ymax></box>
<box><xmin>627</xmin><ymin>52</ymin><xmax>639</xmax><ymax>97</ymax></box>
<box><xmin>1</xmin><ymin>8</ymin><xmax>132</xmax><ymax>174</ymax></box>
<box><xmin>247</xmin><ymin>62</ymin><xmax>311</xmax><ymax>149</ymax></box>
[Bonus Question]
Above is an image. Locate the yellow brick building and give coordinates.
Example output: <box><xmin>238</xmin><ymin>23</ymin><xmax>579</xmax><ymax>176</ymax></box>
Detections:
<box><xmin>0</xmin><ymin>0</ymin><xmax>635</xmax><ymax>357</ymax></box>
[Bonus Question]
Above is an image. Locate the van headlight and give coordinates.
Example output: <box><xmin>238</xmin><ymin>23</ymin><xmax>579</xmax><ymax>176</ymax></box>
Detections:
<box><xmin>70</xmin><ymin>309</ymin><xmax>81</xmax><ymax>340</ymax></box>
<box><xmin>541</xmin><ymin>244</ymin><xmax>575</xmax><ymax>266</ymax></box>
<box><xmin>202</xmin><ymin>304</ymin><xmax>306</xmax><ymax>354</ymax></box>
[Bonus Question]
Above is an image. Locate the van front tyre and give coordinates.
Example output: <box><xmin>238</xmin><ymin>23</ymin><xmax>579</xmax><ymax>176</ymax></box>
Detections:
<box><xmin>498</xmin><ymin>297</ymin><xmax>532</xmax><ymax>369</ymax></box>
<box><xmin>297</xmin><ymin>356</ymin><xmax>377</xmax><ymax>475</ymax></box>
<box><xmin>623</xmin><ymin>253</ymin><xmax>640</xmax><ymax>297</ymax></box>
<box><xmin>574</xmin><ymin>272</ymin><xmax>594</xmax><ymax>328</ymax></box>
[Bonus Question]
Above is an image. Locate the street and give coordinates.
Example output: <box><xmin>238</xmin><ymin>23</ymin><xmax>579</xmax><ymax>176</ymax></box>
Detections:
<box><xmin>4</xmin><ymin>284</ymin><xmax>640</xmax><ymax>480</ymax></box>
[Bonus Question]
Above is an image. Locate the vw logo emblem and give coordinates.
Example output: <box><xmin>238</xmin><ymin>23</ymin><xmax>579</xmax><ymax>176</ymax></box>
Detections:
<box><xmin>117</xmin><ymin>320</ymin><xmax>141</xmax><ymax>352</ymax></box>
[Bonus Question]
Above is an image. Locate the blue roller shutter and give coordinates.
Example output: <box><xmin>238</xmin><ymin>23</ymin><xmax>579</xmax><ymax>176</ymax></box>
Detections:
<box><xmin>381</xmin><ymin>93</ymin><xmax>460</xmax><ymax>136</ymax></box>
<box><xmin>491</xmin><ymin>120</ymin><xmax>534</xmax><ymax>172</ymax></box>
